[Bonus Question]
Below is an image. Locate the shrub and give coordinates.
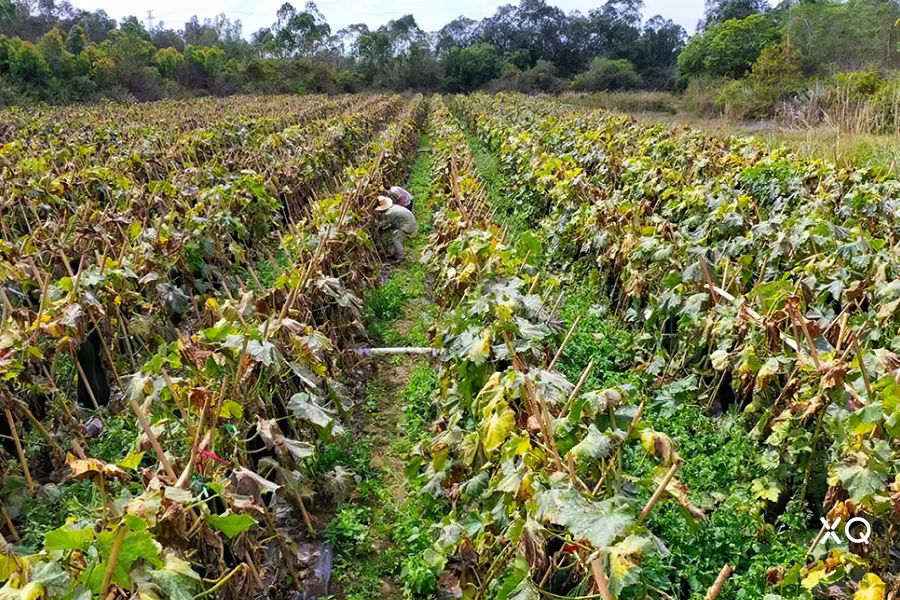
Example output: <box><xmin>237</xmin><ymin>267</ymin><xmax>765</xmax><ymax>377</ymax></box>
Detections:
<box><xmin>516</xmin><ymin>59</ymin><xmax>562</xmax><ymax>93</ymax></box>
<box><xmin>153</xmin><ymin>46</ymin><xmax>183</xmax><ymax>79</ymax></box>
<box><xmin>11</xmin><ymin>40</ymin><xmax>49</xmax><ymax>86</ymax></box>
<box><xmin>572</xmin><ymin>57</ymin><xmax>643</xmax><ymax>92</ymax></box>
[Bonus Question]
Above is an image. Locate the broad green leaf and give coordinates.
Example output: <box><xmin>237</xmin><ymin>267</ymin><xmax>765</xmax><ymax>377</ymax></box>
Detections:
<box><xmin>569</xmin><ymin>424</ymin><xmax>612</xmax><ymax>462</ymax></box>
<box><xmin>45</xmin><ymin>526</ymin><xmax>94</xmax><ymax>552</ymax></box>
<box><xmin>537</xmin><ymin>489</ymin><xmax>633</xmax><ymax>548</ymax></box>
<box><xmin>206</xmin><ymin>512</ymin><xmax>257</xmax><ymax>538</ymax></box>
<box><xmin>146</xmin><ymin>554</ymin><xmax>203</xmax><ymax>600</ymax></box>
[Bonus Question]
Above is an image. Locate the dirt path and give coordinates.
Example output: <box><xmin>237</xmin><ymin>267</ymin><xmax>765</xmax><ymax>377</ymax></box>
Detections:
<box><xmin>326</xmin><ymin>134</ymin><xmax>442</xmax><ymax>599</ymax></box>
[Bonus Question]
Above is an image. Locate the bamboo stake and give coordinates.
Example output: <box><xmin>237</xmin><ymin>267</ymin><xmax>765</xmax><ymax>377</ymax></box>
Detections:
<box><xmin>101</xmin><ymin>523</ymin><xmax>127</xmax><ymax>597</ymax></box>
<box><xmin>1</xmin><ymin>508</ymin><xmax>19</xmax><ymax>543</ymax></box>
<box><xmin>71</xmin><ymin>439</ymin><xmax>87</xmax><ymax>459</ymax></box>
<box><xmin>704</xmin><ymin>564</ymin><xmax>735</xmax><ymax>600</ymax></box>
<box><xmin>564</xmin><ymin>359</ymin><xmax>594</xmax><ymax>410</ymax></box>
<box><xmin>789</xmin><ymin>305</ymin><xmax>820</xmax><ymax>369</ymax></box>
<box><xmin>637</xmin><ymin>459</ymin><xmax>682</xmax><ymax>526</ymax></box>
<box><xmin>590</xmin><ymin>557</ymin><xmax>613</xmax><ymax>600</ymax></box>
<box><xmin>19</xmin><ymin>403</ymin><xmax>64</xmax><ymax>459</ymax></box>
<box><xmin>129</xmin><ymin>397</ymin><xmax>178</xmax><ymax>481</ymax></box>
<box><xmin>75</xmin><ymin>360</ymin><xmax>100</xmax><ymax>410</ymax></box>
<box><xmin>289</xmin><ymin>489</ymin><xmax>315</xmax><ymax>537</ymax></box>
<box><xmin>699</xmin><ymin>255</ymin><xmax>719</xmax><ymax>305</ymax></box>
<box><xmin>4</xmin><ymin>409</ymin><xmax>34</xmax><ymax>491</ymax></box>
<box><xmin>548</xmin><ymin>314</ymin><xmax>582</xmax><ymax>371</ymax></box>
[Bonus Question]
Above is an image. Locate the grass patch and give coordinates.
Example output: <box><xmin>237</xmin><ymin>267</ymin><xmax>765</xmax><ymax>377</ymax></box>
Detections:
<box><xmin>554</xmin><ymin>274</ymin><xmax>636</xmax><ymax>392</ymax></box>
<box><xmin>332</xmin><ymin>132</ymin><xmax>445</xmax><ymax>600</ymax></box>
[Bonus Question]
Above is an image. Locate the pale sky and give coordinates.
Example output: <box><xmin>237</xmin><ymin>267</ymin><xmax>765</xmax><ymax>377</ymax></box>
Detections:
<box><xmin>76</xmin><ymin>0</ymin><xmax>777</xmax><ymax>37</ymax></box>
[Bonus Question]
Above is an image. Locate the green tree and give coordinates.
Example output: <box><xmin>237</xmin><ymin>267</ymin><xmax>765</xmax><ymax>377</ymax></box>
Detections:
<box><xmin>65</xmin><ymin>24</ymin><xmax>86</xmax><ymax>55</ymax></box>
<box><xmin>444</xmin><ymin>42</ymin><xmax>499</xmax><ymax>92</ymax></box>
<box><xmin>701</xmin><ymin>0</ymin><xmax>768</xmax><ymax>30</ymax></box>
<box><xmin>153</xmin><ymin>46</ymin><xmax>183</xmax><ymax>78</ymax></box>
<box><xmin>272</xmin><ymin>2</ymin><xmax>330</xmax><ymax>57</ymax></box>
<box><xmin>37</xmin><ymin>27</ymin><xmax>71</xmax><ymax>79</ymax></box>
<box><xmin>11</xmin><ymin>39</ymin><xmax>50</xmax><ymax>85</ymax></box>
<box><xmin>677</xmin><ymin>13</ymin><xmax>777</xmax><ymax>83</ymax></box>
<box><xmin>0</xmin><ymin>0</ymin><xmax>23</xmax><ymax>37</ymax></box>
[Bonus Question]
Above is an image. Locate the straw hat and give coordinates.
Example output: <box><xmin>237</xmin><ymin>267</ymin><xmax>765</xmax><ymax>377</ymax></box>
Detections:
<box><xmin>375</xmin><ymin>195</ymin><xmax>393</xmax><ymax>211</ymax></box>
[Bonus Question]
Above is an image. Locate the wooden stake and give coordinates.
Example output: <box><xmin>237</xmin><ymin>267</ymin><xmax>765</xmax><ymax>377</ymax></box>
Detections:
<box><xmin>4</xmin><ymin>409</ymin><xmax>33</xmax><ymax>491</ymax></box>
<box><xmin>637</xmin><ymin>459</ymin><xmax>682</xmax><ymax>526</ymax></box>
<box><xmin>549</xmin><ymin>314</ymin><xmax>582</xmax><ymax>371</ymax></box>
<box><xmin>704</xmin><ymin>564</ymin><xmax>735</xmax><ymax>600</ymax></box>
<box><xmin>2</xmin><ymin>508</ymin><xmax>19</xmax><ymax>543</ymax></box>
<box><xmin>590</xmin><ymin>557</ymin><xmax>613</xmax><ymax>600</ymax></box>
<box><xmin>129</xmin><ymin>397</ymin><xmax>178</xmax><ymax>481</ymax></box>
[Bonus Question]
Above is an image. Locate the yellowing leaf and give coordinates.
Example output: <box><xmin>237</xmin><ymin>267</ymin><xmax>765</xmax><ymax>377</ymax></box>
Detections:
<box><xmin>66</xmin><ymin>453</ymin><xmax>131</xmax><ymax>483</ymax></box>
<box><xmin>0</xmin><ymin>555</ymin><xmax>27</xmax><ymax>583</ymax></box>
<box><xmin>118</xmin><ymin>450</ymin><xmax>145</xmax><ymax>470</ymax></box>
<box><xmin>855</xmin><ymin>574</ymin><xmax>885</xmax><ymax>600</ymax></box>
<box><xmin>481</xmin><ymin>402</ymin><xmax>516</xmax><ymax>453</ymax></box>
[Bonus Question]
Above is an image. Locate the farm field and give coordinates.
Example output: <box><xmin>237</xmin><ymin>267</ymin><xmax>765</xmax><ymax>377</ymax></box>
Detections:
<box><xmin>1</xmin><ymin>92</ymin><xmax>900</xmax><ymax>600</ymax></box>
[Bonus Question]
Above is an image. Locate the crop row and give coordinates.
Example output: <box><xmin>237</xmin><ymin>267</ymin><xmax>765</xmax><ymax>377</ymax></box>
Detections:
<box><xmin>0</xmin><ymin>94</ymin><xmax>427</xmax><ymax>599</ymax></box>
<box><xmin>406</xmin><ymin>99</ymin><xmax>682</xmax><ymax>600</ymax></box>
<box><xmin>454</xmin><ymin>93</ymin><xmax>900</xmax><ymax>595</ymax></box>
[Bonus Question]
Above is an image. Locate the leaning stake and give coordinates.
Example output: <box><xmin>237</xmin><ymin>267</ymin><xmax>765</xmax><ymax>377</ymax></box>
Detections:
<box><xmin>705</xmin><ymin>564</ymin><xmax>735</xmax><ymax>600</ymax></box>
<box><xmin>129</xmin><ymin>397</ymin><xmax>178</xmax><ymax>481</ymax></box>
<box><xmin>637</xmin><ymin>459</ymin><xmax>682</xmax><ymax>526</ymax></box>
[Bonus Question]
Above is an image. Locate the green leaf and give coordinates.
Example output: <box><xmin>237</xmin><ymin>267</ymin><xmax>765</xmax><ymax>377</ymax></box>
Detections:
<box><xmin>569</xmin><ymin>424</ymin><xmax>612</xmax><ymax>462</ymax></box>
<box><xmin>45</xmin><ymin>526</ymin><xmax>94</xmax><ymax>552</ymax></box>
<box><xmin>496</xmin><ymin>460</ymin><xmax>524</xmax><ymax>493</ymax></box>
<box><xmin>833</xmin><ymin>463</ymin><xmax>887</xmax><ymax>504</ymax></box>
<box><xmin>218</xmin><ymin>400</ymin><xmax>244</xmax><ymax>419</ymax></box>
<box><xmin>496</xmin><ymin>555</ymin><xmax>531</xmax><ymax>600</ymax></box>
<box><xmin>537</xmin><ymin>488</ymin><xmax>633</xmax><ymax>548</ymax></box>
<box><xmin>206</xmin><ymin>512</ymin><xmax>257</xmax><ymax>538</ymax></box>
<box><xmin>118</xmin><ymin>450</ymin><xmax>145</xmax><ymax>470</ymax></box>
<box><xmin>287</xmin><ymin>392</ymin><xmax>335</xmax><ymax>440</ymax></box>
<box><xmin>146</xmin><ymin>554</ymin><xmax>203</xmax><ymax>600</ymax></box>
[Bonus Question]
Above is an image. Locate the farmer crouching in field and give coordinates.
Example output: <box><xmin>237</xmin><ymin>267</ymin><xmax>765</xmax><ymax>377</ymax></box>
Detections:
<box><xmin>375</xmin><ymin>195</ymin><xmax>418</xmax><ymax>263</ymax></box>
<box><xmin>383</xmin><ymin>185</ymin><xmax>414</xmax><ymax>213</ymax></box>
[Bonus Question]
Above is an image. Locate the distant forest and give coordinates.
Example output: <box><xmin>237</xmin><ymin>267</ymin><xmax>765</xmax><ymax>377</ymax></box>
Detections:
<box><xmin>0</xmin><ymin>0</ymin><xmax>898</xmax><ymax>112</ymax></box>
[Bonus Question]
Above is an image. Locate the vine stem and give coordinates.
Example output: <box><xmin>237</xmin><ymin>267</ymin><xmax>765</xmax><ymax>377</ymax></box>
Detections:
<box><xmin>4</xmin><ymin>408</ymin><xmax>33</xmax><ymax>491</ymax></box>
<box><xmin>193</xmin><ymin>564</ymin><xmax>247</xmax><ymax>599</ymax></box>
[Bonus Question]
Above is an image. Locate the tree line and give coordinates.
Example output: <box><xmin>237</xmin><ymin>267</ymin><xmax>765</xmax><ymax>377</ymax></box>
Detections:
<box><xmin>0</xmin><ymin>0</ymin><xmax>687</xmax><ymax>102</ymax></box>
<box><xmin>0</xmin><ymin>0</ymin><xmax>897</xmax><ymax>105</ymax></box>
